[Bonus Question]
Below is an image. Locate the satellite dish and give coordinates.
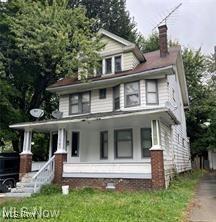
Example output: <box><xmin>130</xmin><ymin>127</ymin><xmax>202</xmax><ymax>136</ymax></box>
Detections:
<box><xmin>52</xmin><ymin>110</ymin><xmax>63</xmax><ymax>119</ymax></box>
<box><xmin>30</xmin><ymin>109</ymin><xmax>44</xmax><ymax>118</ymax></box>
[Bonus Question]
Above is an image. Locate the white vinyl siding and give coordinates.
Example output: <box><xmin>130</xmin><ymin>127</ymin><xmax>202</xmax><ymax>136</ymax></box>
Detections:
<box><xmin>59</xmin><ymin>78</ymin><xmax>169</xmax><ymax>117</ymax></box>
<box><xmin>91</xmin><ymin>88</ymin><xmax>113</xmax><ymax>113</ymax></box>
<box><xmin>102</xmin><ymin>36</ymin><xmax>125</xmax><ymax>53</ymax></box>
<box><xmin>123</xmin><ymin>52</ymin><xmax>139</xmax><ymax>70</ymax></box>
<box><xmin>167</xmin><ymin>74</ymin><xmax>191</xmax><ymax>173</ymax></box>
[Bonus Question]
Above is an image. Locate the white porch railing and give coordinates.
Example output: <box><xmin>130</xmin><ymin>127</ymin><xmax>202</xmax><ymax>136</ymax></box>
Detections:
<box><xmin>32</xmin><ymin>156</ymin><xmax>55</xmax><ymax>193</ymax></box>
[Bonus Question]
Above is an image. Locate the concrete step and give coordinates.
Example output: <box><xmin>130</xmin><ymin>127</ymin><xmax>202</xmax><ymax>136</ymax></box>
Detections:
<box><xmin>16</xmin><ymin>182</ymin><xmax>40</xmax><ymax>188</ymax></box>
<box><xmin>21</xmin><ymin>177</ymin><xmax>33</xmax><ymax>183</ymax></box>
<box><xmin>11</xmin><ymin>187</ymin><xmax>35</xmax><ymax>193</ymax></box>
<box><xmin>4</xmin><ymin>192</ymin><xmax>32</xmax><ymax>198</ymax></box>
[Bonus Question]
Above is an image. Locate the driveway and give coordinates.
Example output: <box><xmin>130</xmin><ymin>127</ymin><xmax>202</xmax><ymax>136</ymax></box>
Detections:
<box><xmin>189</xmin><ymin>171</ymin><xmax>216</xmax><ymax>222</ymax></box>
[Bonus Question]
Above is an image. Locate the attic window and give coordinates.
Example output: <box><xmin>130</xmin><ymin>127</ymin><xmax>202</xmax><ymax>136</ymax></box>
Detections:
<box><xmin>105</xmin><ymin>58</ymin><xmax>112</xmax><ymax>74</ymax></box>
<box><xmin>115</xmin><ymin>56</ymin><xmax>122</xmax><ymax>73</ymax></box>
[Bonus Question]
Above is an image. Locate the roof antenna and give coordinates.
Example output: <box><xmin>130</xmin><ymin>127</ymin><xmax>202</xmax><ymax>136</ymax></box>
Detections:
<box><xmin>152</xmin><ymin>3</ymin><xmax>182</xmax><ymax>31</ymax></box>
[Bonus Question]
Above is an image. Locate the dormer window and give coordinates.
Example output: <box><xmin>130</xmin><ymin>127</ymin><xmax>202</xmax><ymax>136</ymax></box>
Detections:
<box><xmin>96</xmin><ymin>60</ymin><xmax>103</xmax><ymax>76</ymax></box>
<box><xmin>114</xmin><ymin>56</ymin><xmax>122</xmax><ymax>72</ymax></box>
<box><xmin>102</xmin><ymin>55</ymin><xmax>122</xmax><ymax>75</ymax></box>
<box><xmin>105</xmin><ymin>58</ymin><xmax>112</xmax><ymax>74</ymax></box>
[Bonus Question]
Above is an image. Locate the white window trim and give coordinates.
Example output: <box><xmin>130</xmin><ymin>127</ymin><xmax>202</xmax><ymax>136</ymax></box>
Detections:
<box><xmin>150</xmin><ymin>120</ymin><xmax>162</xmax><ymax>150</ymax></box>
<box><xmin>102</xmin><ymin>54</ymin><xmax>123</xmax><ymax>75</ymax></box>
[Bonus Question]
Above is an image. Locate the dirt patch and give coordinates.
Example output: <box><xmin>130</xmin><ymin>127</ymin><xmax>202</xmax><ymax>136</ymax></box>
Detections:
<box><xmin>0</xmin><ymin>196</ymin><xmax>20</xmax><ymax>206</ymax></box>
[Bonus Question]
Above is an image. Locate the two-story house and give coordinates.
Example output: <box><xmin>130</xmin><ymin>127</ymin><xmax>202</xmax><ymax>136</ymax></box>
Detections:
<box><xmin>9</xmin><ymin>25</ymin><xmax>191</xmax><ymax>195</ymax></box>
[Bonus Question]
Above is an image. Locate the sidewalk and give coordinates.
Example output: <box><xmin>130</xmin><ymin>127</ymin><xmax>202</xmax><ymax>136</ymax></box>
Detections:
<box><xmin>189</xmin><ymin>171</ymin><xmax>216</xmax><ymax>222</ymax></box>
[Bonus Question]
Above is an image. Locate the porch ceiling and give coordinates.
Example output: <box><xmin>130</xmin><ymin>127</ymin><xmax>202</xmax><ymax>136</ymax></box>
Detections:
<box><xmin>9</xmin><ymin>107</ymin><xmax>179</xmax><ymax>132</ymax></box>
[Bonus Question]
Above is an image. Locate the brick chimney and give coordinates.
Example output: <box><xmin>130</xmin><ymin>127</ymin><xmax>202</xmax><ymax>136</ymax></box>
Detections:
<box><xmin>158</xmin><ymin>25</ymin><xmax>168</xmax><ymax>57</ymax></box>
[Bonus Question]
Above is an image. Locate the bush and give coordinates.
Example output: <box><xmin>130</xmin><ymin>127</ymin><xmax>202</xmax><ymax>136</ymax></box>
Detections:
<box><xmin>40</xmin><ymin>184</ymin><xmax>61</xmax><ymax>195</ymax></box>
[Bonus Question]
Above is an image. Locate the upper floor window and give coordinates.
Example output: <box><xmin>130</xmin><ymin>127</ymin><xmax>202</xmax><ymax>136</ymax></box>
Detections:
<box><xmin>69</xmin><ymin>92</ymin><xmax>90</xmax><ymax>114</ymax></box>
<box><xmin>124</xmin><ymin>81</ymin><xmax>140</xmax><ymax>107</ymax></box>
<box><xmin>105</xmin><ymin>58</ymin><xmax>112</xmax><ymax>74</ymax></box>
<box><xmin>114</xmin><ymin>56</ymin><xmax>122</xmax><ymax>73</ymax></box>
<box><xmin>99</xmin><ymin>88</ymin><xmax>106</xmax><ymax>99</ymax></box>
<box><xmin>113</xmin><ymin>85</ymin><xmax>120</xmax><ymax>110</ymax></box>
<box><xmin>96</xmin><ymin>60</ymin><xmax>103</xmax><ymax>76</ymax></box>
<box><xmin>146</xmin><ymin>80</ymin><xmax>158</xmax><ymax>105</ymax></box>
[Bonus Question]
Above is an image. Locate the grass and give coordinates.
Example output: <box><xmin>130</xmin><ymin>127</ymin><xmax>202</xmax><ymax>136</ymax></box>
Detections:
<box><xmin>0</xmin><ymin>170</ymin><xmax>203</xmax><ymax>222</ymax></box>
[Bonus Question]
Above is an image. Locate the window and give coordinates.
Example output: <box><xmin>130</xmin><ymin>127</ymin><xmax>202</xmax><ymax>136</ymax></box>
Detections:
<box><xmin>115</xmin><ymin>129</ymin><xmax>133</xmax><ymax>158</ymax></box>
<box><xmin>146</xmin><ymin>80</ymin><xmax>158</xmax><ymax>104</ymax></box>
<box><xmin>71</xmin><ymin>132</ymin><xmax>79</xmax><ymax>157</ymax></box>
<box><xmin>100</xmin><ymin>131</ymin><xmax>108</xmax><ymax>159</ymax></box>
<box><xmin>125</xmin><ymin>82</ymin><xmax>140</xmax><ymax>107</ymax></box>
<box><xmin>115</xmin><ymin>56</ymin><xmax>122</xmax><ymax>73</ymax></box>
<box><xmin>96</xmin><ymin>60</ymin><xmax>103</xmax><ymax>76</ymax></box>
<box><xmin>113</xmin><ymin>85</ymin><xmax>120</xmax><ymax>110</ymax></box>
<box><xmin>177</xmin><ymin>134</ymin><xmax>180</xmax><ymax>144</ymax></box>
<box><xmin>151</xmin><ymin>120</ymin><xmax>160</xmax><ymax>146</ymax></box>
<box><xmin>99</xmin><ymin>88</ymin><xmax>106</xmax><ymax>99</ymax></box>
<box><xmin>69</xmin><ymin>92</ymin><xmax>90</xmax><ymax>114</ymax></box>
<box><xmin>141</xmin><ymin>128</ymin><xmax>152</xmax><ymax>157</ymax></box>
<box><xmin>105</xmin><ymin>58</ymin><xmax>112</xmax><ymax>74</ymax></box>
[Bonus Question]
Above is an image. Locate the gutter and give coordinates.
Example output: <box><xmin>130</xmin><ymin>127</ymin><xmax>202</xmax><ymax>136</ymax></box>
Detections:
<box><xmin>9</xmin><ymin>107</ymin><xmax>179</xmax><ymax>130</ymax></box>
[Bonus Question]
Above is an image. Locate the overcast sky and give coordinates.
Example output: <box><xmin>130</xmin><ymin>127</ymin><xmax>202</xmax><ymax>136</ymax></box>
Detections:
<box><xmin>126</xmin><ymin>0</ymin><xmax>216</xmax><ymax>55</ymax></box>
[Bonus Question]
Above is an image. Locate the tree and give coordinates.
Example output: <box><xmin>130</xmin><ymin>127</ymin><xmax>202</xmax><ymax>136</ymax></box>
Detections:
<box><xmin>68</xmin><ymin>0</ymin><xmax>138</xmax><ymax>42</ymax></box>
<box><xmin>0</xmin><ymin>0</ymin><xmax>102</xmax><ymax>151</ymax></box>
<box><xmin>204</xmin><ymin>51</ymin><xmax>216</xmax><ymax>150</ymax></box>
<box><xmin>136</xmin><ymin>32</ymin><xmax>159</xmax><ymax>53</ymax></box>
<box><xmin>182</xmin><ymin>48</ymin><xmax>210</xmax><ymax>156</ymax></box>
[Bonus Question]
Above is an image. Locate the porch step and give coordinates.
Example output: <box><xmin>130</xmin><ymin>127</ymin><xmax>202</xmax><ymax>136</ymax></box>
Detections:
<box><xmin>11</xmin><ymin>187</ymin><xmax>35</xmax><ymax>193</ymax></box>
<box><xmin>10</xmin><ymin>157</ymin><xmax>55</xmax><ymax>197</ymax></box>
<box><xmin>4</xmin><ymin>192</ymin><xmax>32</xmax><ymax>198</ymax></box>
<box><xmin>16</xmin><ymin>182</ymin><xmax>42</xmax><ymax>188</ymax></box>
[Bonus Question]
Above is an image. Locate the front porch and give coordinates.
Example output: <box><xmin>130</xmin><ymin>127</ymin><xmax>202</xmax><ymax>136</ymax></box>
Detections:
<box><xmin>10</xmin><ymin>108</ymin><xmax>177</xmax><ymax>190</ymax></box>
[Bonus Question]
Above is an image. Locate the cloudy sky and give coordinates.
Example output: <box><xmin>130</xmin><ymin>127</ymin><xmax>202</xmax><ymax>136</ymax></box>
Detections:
<box><xmin>126</xmin><ymin>0</ymin><xmax>216</xmax><ymax>55</ymax></box>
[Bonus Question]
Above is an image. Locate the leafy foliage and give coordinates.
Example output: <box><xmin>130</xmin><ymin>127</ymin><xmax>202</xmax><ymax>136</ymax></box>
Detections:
<box><xmin>0</xmin><ymin>0</ymin><xmax>102</xmax><ymax>151</ymax></box>
<box><xmin>69</xmin><ymin>0</ymin><xmax>138</xmax><ymax>42</ymax></box>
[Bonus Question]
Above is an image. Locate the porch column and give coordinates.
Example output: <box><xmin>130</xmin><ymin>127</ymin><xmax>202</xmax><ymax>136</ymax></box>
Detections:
<box><xmin>54</xmin><ymin>128</ymin><xmax>67</xmax><ymax>184</ymax></box>
<box><xmin>19</xmin><ymin>130</ymin><xmax>32</xmax><ymax>178</ymax></box>
<box><xmin>150</xmin><ymin>120</ymin><xmax>165</xmax><ymax>189</ymax></box>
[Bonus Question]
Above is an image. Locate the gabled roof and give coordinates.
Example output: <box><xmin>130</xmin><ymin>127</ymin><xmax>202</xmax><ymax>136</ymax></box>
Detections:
<box><xmin>98</xmin><ymin>29</ymin><xmax>145</xmax><ymax>62</ymax></box>
<box><xmin>98</xmin><ymin>29</ymin><xmax>134</xmax><ymax>46</ymax></box>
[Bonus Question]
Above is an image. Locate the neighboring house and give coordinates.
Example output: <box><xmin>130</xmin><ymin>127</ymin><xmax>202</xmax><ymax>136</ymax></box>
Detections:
<box><xmin>10</xmin><ymin>25</ymin><xmax>191</xmax><ymax>193</ymax></box>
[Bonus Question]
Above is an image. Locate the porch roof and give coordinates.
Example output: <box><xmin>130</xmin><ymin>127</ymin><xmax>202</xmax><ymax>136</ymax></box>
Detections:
<box><xmin>9</xmin><ymin>107</ymin><xmax>179</xmax><ymax>132</ymax></box>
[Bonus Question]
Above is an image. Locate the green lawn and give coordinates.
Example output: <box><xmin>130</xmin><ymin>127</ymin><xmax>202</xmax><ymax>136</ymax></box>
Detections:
<box><xmin>0</xmin><ymin>170</ymin><xmax>203</xmax><ymax>222</ymax></box>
